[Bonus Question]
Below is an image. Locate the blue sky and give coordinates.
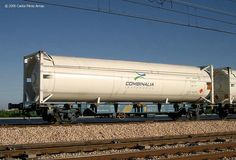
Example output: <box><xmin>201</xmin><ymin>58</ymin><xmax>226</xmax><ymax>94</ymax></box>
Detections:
<box><xmin>0</xmin><ymin>0</ymin><xmax>236</xmax><ymax>108</ymax></box>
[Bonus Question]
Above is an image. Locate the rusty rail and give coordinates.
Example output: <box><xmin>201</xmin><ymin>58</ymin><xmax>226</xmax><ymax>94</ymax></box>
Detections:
<box><xmin>0</xmin><ymin>131</ymin><xmax>236</xmax><ymax>159</ymax></box>
<box><xmin>56</xmin><ymin>143</ymin><xmax>236</xmax><ymax>160</ymax></box>
<box><xmin>165</xmin><ymin>151</ymin><xmax>236</xmax><ymax>160</ymax></box>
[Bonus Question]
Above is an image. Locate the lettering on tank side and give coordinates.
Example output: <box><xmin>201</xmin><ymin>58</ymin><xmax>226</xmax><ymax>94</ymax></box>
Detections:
<box><xmin>126</xmin><ymin>81</ymin><xmax>154</xmax><ymax>86</ymax></box>
<box><xmin>125</xmin><ymin>72</ymin><xmax>155</xmax><ymax>87</ymax></box>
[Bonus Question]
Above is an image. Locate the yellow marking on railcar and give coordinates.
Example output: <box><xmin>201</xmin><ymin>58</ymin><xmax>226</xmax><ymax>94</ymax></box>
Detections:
<box><xmin>143</xmin><ymin>106</ymin><xmax>147</xmax><ymax>112</ymax></box>
<box><xmin>122</xmin><ymin>105</ymin><xmax>133</xmax><ymax>113</ymax></box>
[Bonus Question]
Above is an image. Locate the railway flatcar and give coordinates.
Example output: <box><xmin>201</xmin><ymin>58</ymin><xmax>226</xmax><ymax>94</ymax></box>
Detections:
<box><xmin>8</xmin><ymin>51</ymin><xmax>236</xmax><ymax>123</ymax></box>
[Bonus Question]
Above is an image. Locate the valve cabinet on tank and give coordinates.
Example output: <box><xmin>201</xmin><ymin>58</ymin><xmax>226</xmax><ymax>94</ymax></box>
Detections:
<box><xmin>214</xmin><ymin>67</ymin><xmax>236</xmax><ymax>105</ymax></box>
<box><xmin>23</xmin><ymin>51</ymin><xmax>214</xmax><ymax>105</ymax></box>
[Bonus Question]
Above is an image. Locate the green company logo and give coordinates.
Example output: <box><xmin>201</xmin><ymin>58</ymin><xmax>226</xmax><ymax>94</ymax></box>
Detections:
<box><xmin>134</xmin><ymin>72</ymin><xmax>146</xmax><ymax>80</ymax></box>
<box><xmin>126</xmin><ymin>72</ymin><xmax>153</xmax><ymax>87</ymax></box>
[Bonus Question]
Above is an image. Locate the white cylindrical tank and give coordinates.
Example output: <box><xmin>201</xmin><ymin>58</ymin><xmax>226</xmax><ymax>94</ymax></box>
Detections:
<box><xmin>214</xmin><ymin>67</ymin><xmax>236</xmax><ymax>104</ymax></box>
<box><xmin>23</xmin><ymin>51</ymin><xmax>213</xmax><ymax>104</ymax></box>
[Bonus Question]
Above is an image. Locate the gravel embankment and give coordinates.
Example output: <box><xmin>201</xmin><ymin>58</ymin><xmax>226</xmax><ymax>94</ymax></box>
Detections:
<box><xmin>0</xmin><ymin>120</ymin><xmax>235</xmax><ymax>145</ymax></box>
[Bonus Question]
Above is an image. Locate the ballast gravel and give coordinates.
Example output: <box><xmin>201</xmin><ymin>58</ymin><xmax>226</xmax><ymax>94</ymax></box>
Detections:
<box><xmin>0</xmin><ymin>120</ymin><xmax>236</xmax><ymax>145</ymax></box>
<box><xmin>38</xmin><ymin>140</ymin><xmax>236</xmax><ymax>160</ymax></box>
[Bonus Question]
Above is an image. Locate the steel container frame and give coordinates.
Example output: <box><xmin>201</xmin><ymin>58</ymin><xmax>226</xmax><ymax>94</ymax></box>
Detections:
<box><xmin>23</xmin><ymin>51</ymin><xmax>214</xmax><ymax>106</ymax></box>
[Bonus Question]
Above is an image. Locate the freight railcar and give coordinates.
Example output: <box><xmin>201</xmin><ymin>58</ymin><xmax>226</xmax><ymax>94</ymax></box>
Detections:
<box><xmin>214</xmin><ymin>67</ymin><xmax>236</xmax><ymax>118</ymax></box>
<box><xmin>8</xmin><ymin>51</ymin><xmax>235</xmax><ymax>123</ymax></box>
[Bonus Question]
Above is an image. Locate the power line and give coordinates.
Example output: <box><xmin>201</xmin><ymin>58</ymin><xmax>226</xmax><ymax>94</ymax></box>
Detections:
<box><xmin>23</xmin><ymin>0</ymin><xmax>236</xmax><ymax>35</ymax></box>
<box><xmin>165</xmin><ymin>0</ymin><xmax>236</xmax><ymax>18</ymax></box>
<box><xmin>124</xmin><ymin>0</ymin><xmax>236</xmax><ymax>26</ymax></box>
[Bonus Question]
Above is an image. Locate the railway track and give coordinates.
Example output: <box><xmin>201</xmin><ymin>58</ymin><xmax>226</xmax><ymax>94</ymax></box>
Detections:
<box><xmin>63</xmin><ymin>143</ymin><xmax>236</xmax><ymax>160</ymax></box>
<box><xmin>0</xmin><ymin>132</ymin><xmax>236</xmax><ymax>159</ymax></box>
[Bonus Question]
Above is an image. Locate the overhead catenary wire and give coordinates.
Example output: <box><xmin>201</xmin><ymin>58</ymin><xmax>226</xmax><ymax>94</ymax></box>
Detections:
<box><xmin>124</xmin><ymin>0</ymin><xmax>236</xmax><ymax>26</ymax></box>
<box><xmin>164</xmin><ymin>0</ymin><xmax>236</xmax><ymax>18</ymax></box>
<box><xmin>23</xmin><ymin>0</ymin><xmax>236</xmax><ymax>35</ymax></box>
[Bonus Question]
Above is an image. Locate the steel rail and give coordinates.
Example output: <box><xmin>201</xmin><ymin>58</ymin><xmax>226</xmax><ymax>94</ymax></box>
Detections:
<box><xmin>165</xmin><ymin>151</ymin><xmax>236</xmax><ymax>160</ymax></box>
<box><xmin>55</xmin><ymin>143</ymin><xmax>236</xmax><ymax>160</ymax></box>
<box><xmin>0</xmin><ymin>131</ymin><xmax>235</xmax><ymax>159</ymax></box>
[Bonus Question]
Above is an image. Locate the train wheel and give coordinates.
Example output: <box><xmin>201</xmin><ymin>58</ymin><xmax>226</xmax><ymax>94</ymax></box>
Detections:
<box><xmin>167</xmin><ymin>112</ymin><xmax>180</xmax><ymax>120</ymax></box>
<box><xmin>69</xmin><ymin>114</ymin><xmax>78</xmax><ymax>123</ymax></box>
<box><xmin>218</xmin><ymin>109</ymin><xmax>228</xmax><ymax>119</ymax></box>
<box><xmin>52</xmin><ymin>108</ymin><xmax>62</xmax><ymax>124</ymax></box>
<box><xmin>218</xmin><ymin>104</ymin><xmax>229</xmax><ymax>120</ymax></box>
<box><xmin>117</xmin><ymin>112</ymin><xmax>126</xmax><ymax>120</ymax></box>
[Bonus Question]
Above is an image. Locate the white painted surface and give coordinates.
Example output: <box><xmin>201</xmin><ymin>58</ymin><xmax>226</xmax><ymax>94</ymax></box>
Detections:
<box><xmin>24</xmin><ymin>51</ymin><xmax>212</xmax><ymax>104</ymax></box>
<box><xmin>214</xmin><ymin>68</ymin><xmax>236</xmax><ymax>104</ymax></box>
